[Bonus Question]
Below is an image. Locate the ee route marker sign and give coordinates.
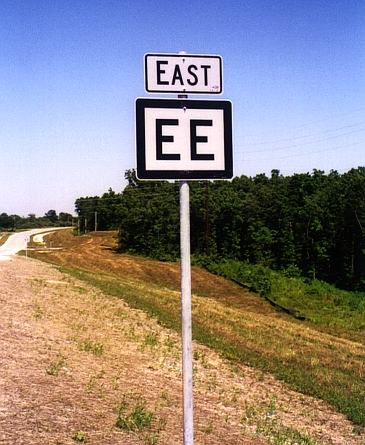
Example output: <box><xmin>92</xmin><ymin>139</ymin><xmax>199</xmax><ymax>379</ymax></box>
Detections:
<box><xmin>136</xmin><ymin>98</ymin><xmax>233</xmax><ymax>180</ymax></box>
<box><xmin>145</xmin><ymin>53</ymin><xmax>222</xmax><ymax>94</ymax></box>
<box><xmin>136</xmin><ymin>52</ymin><xmax>232</xmax><ymax>445</ymax></box>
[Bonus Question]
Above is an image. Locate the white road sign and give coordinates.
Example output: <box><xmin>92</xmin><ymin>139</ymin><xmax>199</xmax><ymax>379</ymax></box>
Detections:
<box><xmin>136</xmin><ymin>98</ymin><xmax>232</xmax><ymax>180</ymax></box>
<box><xmin>145</xmin><ymin>53</ymin><xmax>222</xmax><ymax>94</ymax></box>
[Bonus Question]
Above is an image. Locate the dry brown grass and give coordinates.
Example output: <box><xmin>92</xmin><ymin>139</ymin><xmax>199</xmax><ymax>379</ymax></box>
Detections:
<box><xmin>1</xmin><ymin>256</ymin><xmax>267</xmax><ymax>444</ymax></box>
<box><xmin>16</xmin><ymin>229</ymin><xmax>365</xmax><ymax>444</ymax></box>
<box><xmin>0</xmin><ymin>231</ymin><xmax>12</xmax><ymax>246</ymax></box>
<box><xmin>32</xmin><ymin>230</ymin><xmax>276</xmax><ymax>314</ymax></box>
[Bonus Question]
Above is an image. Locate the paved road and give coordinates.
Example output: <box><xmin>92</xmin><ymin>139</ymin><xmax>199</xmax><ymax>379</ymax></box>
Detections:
<box><xmin>0</xmin><ymin>227</ymin><xmax>70</xmax><ymax>261</ymax></box>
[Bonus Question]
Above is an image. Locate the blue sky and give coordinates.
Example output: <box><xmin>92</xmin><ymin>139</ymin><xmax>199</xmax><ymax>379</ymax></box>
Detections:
<box><xmin>1</xmin><ymin>0</ymin><xmax>364</xmax><ymax>216</ymax></box>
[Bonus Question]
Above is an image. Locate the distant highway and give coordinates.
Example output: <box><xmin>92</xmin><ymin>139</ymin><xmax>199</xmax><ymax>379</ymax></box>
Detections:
<box><xmin>0</xmin><ymin>227</ymin><xmax>70</xmax><ymax>261</ymax></box>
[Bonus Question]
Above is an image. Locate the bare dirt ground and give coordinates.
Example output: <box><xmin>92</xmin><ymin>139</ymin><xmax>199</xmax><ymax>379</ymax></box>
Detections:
<box><xmin>0</xmin><ymin>244</ymin><xmax>364</xmax><ymax>444</ymax></box>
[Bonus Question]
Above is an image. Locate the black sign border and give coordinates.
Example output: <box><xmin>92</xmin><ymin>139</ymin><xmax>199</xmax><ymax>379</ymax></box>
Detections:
<box><xmin>144</xmin><ymin>54</ymin><xmax>223</xmax><ymax>94</ymax></box>
<box><xmin>136</xmin><ymin>98</ymin><xmax>233</xmax><ymax>180</ymax></box>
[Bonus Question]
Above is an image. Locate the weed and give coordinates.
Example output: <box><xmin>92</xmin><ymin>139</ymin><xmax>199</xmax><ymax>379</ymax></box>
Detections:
<box><xmin>116</xmin><ymin>394</ymin><xmax>164</xmax><ymax>444</ymax></box>
<box><xmin>164</xmin><ymin>336</ymin><xmax>176</xmax><ymax>352</ymax></box>
<box><xmin>142</xmin><ymin>432</ymin><xmax>160</xmax><ymax>445</ymax></box>
<box><xmin>116</xmin><ymin>396</ymin><xmax>154</xmax><ymax>432</ymax></box>
<box><xmin>228</xmin><ymin>388</ymin><xmax>240</xmax><ymax>404</ymax></box>
<box><xmin>86</xmin><ymin>370</ymin><xmax>105</xmax><ymax>394</ymax></box>
<box><xmin>46</xmin><ymin>356</ymin><xmax>66</xmax><ymax>376</ymax></box>
<box><xmin>243</xmin><ymin>402</ymin><xmax>318</xmax><ymax>445</ymax></box>
<box><xmin>352</xmin><ymin>425</ymin><xmax>365</xmax><ymax>435</ymax></box>
<box><xmin>228</xmin><ymin>362</ymin><xmax>241</xmax><ymax>375</ymax></box>
<box><xmin>256</xmin><ymin>418</ymin><xmax>319</xmax><ymax>445</ymax></box>
<box><xmin>33</xmin><ymin>302</ymin><xmax>43</xmax><ymax>320</ymax></box>
<box><xmin>159</xmin><ymin>390</ymin><xmax>172</xmax><ymax>407</ymax></box>
<box><xmin>193</xmin><ymin>350</ymin><xmax>209</xmax><ymax>368</ymax></box>
<box><xmin>144</xmin><ymin>332</ymin><xmax>158</xmax><ymax>348</ymax></box>
<box><xmin>242</xmin><ymin>404</ymin><xmax>262</xmax><ymax>423</ymax></box>
<box><xmin>206</xmin><ymin>372</ymin><xmax>218</xmax><ymax>392</ymax></box>
<box><xmin>70</xmin><ymin>322</ymin><xmax>83</xmax><ymax>333</ymax></box>
<box><xmin>79</xmin><ymin>340</ymin><xmax>104</xmax><ymax>356</ymax></box>
<box><xmin>72</xmin><ymin>431</ymin><xmax>87</xmax><ymax>442</ymax></box>
<box><xmin>266</xmin><ymin>396</ymin><xmax>277</xmax><ymax>417</ymax></box>
<box><xmin>200</xmin><ymin>420</ymin><xmax>214</xmax><ymax>434</ymax></box>
<box><xmin>75</xmin><ymin>286</ymin><xmax>87</xmax><ymax>294</ymax></box>
<box><xmin>115</xmin><ymin>308</ymin><xmax>127</xmax><ymax>319</ymax></box>
<box><xmin>126</xmin><ymin>325</ymin><xmax>140</xmax><ymax>342</ymax></box>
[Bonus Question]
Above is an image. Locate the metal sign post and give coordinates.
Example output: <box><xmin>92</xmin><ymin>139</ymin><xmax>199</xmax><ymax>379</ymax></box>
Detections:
<box><xmin>179</xmin><ymin>79</ymin><xmax>194</xmax><ymax>445</ymax></box>
<box><xmin>180</xmin><ymin>180</ymin><xmax>193</xmax><ymax>445</ymax></box>
<box><xmin>25</xmin><ymin>235</ymin><xmax>29</xmax><ymax>259</ymax></box>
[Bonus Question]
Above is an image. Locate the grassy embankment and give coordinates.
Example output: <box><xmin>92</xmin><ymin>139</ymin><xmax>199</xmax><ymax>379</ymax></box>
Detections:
<box><xmin>0</xmin><ymin>232</ymin><xmax>12</xmax><ymax>246</ymax></box>
<box><xmin>193</xmin><ymin>257</ymin><xmax>365</xmax><ymax>334</ymax></box>
<box><xmin>34</xmin><ymin>231</ymin><xmax>365</xmax><ymax>428</ymax></box>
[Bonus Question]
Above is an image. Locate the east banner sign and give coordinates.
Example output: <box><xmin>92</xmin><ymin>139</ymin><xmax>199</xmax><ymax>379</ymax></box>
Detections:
<box><xmin>145</xmin><ymin>53</ymin><xmax>222</xmax><ymax>94</ymax></box>
<box><xmin>136</xmin><ymin>98</ymin><xmax>232</xmax><ymax>180</ymax></box>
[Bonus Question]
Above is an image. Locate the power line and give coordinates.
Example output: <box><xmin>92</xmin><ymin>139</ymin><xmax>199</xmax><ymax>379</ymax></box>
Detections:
<box><xmin>242</xmin><ymin>121</ymin><xmax>365</xmax><ymax>147</ymax></box>
<box><xmin>240</xmin><ymin>140</ymin><xmax>364</xmax><ymax>162</ymax></box>
<box><xmin>242</xmin><ymin>106</ymin><xmax>365</xmax><ymax>139</ymax></box>
<box><xmin>236</xmin><ymin>128</ymin><xmax>365</xmax><ymax>154</ymax></box>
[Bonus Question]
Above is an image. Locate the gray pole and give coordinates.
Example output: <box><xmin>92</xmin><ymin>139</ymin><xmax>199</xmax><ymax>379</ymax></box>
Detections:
<box><xmin>94</xmin><ymin>211</ymin><xmax>98</xmax><ymax>232</ymax></box>
<box><xmin>25</xmin><ymin>235</ymin><xmax>29</xmax><ymax>259</ymax></box>
<box><xmin>177</xmin><ymin>53</ymin><xmax>193</xmax><ymax>444</ymax></box>
<box><xmin>180</xmin><ymin>180</ymin><xmax>193</xmax><ymax>445</ymax></box>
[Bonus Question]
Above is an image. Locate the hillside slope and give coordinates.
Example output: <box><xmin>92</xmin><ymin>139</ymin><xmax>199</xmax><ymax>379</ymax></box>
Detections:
<box><xmin>20</xmin><ymin>229</ymin><xmax>365</xmax><ymax>444</ymax></box>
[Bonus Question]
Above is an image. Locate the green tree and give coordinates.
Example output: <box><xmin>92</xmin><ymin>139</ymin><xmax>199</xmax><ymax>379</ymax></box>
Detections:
<box><xmin>45</xmin><ymin>209</ymin><xmax>58</xmax><ymax>223</ymax></box>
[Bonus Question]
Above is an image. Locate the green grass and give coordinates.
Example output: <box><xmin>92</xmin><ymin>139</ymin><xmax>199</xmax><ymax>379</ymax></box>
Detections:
<box><xmin>144</xmin><ymin>332</ymin><xmax>159</xmax><ymax>348</ymax></box>
<box><xmin>59</xmin><ymin>265</ymin><xmax>365</xmax><ymax>427</ymax></box>
<box><xmin>193</xmin><ymin>257</ymin><xmax>365</xmax><ymax>332</ymax></box>
<box><xmin>116</xmin><ymin>396</ymin><xmax>154</xmax><ymax>432</ymax></box>
<box><xmin>78</xmin><ymin>339</ymin><xmax>104</xmax><ymax>356</ymax></box>
<box><xmin>257</xmin><ymin>420</ymin><xmax>319</xmax><ymax>445</ymax></box>
<box><xmin>46</xmin><ymin>355</ymin><xmax>66</xmax><ymax>376</ymax></box>
<box><xmin>72</xmin><ymin>431</ymin><xmax>87</xmax><ymax>442</ymax></box>
<box><xmin>115</xmin><ymin>393</ymin><xmax>164</xmax><ymax>444</ymax></box>
<box><xmin>243</xmin><ymin>400</ymin><xmax>320</xmax><ymax>445</ymax></box>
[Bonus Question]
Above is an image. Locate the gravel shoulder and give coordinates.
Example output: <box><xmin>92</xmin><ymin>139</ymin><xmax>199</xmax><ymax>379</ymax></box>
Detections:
<box><xmin>0</xmin><ymin>256</ymin><xmax>363</xmax><ymax>445</ymax></box>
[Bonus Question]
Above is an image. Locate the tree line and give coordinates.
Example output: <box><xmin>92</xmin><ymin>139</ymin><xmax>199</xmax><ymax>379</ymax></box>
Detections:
<box><xmin>75</xmin><ymin>167</ymin><xmax>365</xmax><ymax>291</ymax></box>
<box><xmin>0</xmin><ymin>210</ymin><xmax>73</xmax><ymax>230</ymax></box>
